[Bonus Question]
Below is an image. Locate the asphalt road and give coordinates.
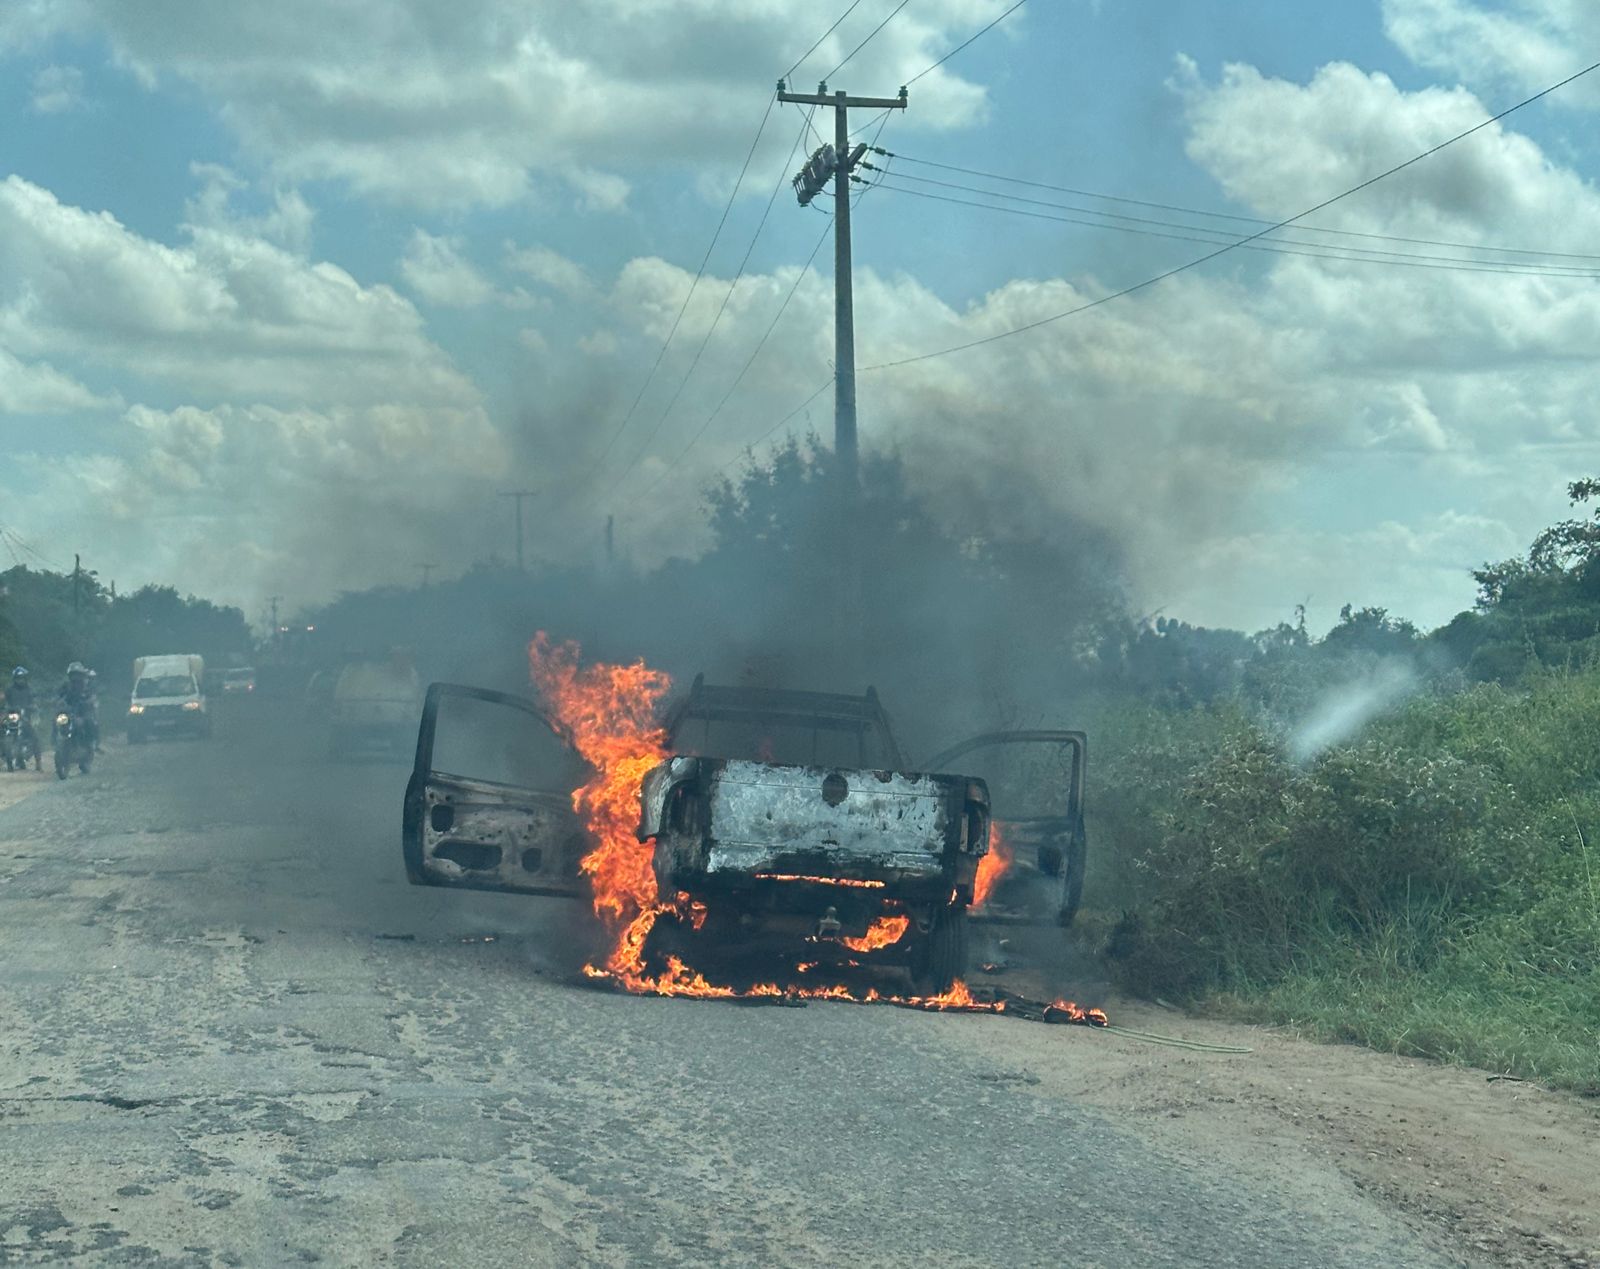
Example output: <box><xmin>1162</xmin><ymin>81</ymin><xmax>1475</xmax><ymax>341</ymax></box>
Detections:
<box><xmin>0</xmin><ymin>701</ymin><xmax>1459</xmax><ymax>1267</ymax></box>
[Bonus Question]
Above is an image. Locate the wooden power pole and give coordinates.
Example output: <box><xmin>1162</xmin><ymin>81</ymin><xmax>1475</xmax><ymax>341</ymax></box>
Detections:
<box><xmin>777</xmin><ymin>80</ymin><xmax>907</xmax><ymax>486</ymax></box>
<box><xmin>498</xmin><ymin>490</ymin><xmax>537</xmax><ymax>571</ymax></box>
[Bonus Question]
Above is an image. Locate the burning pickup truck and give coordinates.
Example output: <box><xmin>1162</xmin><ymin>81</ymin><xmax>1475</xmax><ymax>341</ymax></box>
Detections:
<box><xmin>402</xmin><ymin>671</ymin><xmax>1086</xmax><ymax>993</ymax></box>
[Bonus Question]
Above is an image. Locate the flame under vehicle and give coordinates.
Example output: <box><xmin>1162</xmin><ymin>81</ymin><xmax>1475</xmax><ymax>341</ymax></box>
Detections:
<box><xmin>402</xmin><ymin>678</ymin><xmax>1086</xmax><ymax>992</ymax></box>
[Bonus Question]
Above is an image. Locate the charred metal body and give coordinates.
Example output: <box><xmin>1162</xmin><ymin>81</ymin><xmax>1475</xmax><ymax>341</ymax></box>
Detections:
<box><xmin>635</xmin><ymin>679</ymin><xmax>993</xmax><ymax>990</ymax></box>
<box><xmin>643</xmin><ymin>756</ymin><xmax>987</xmax><ymax>897</ymax></box>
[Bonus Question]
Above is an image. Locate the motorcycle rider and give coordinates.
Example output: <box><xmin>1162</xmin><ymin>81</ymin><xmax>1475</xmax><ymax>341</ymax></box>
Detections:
<box><xmin>4</xmin><ymin>667</ymin><xmax>40</xmax><ymax>768</ymax></box>
<box><xmin>56</xmin><ymin>662</ymin><xmax>98</xmax><ymax>753</ymax></box>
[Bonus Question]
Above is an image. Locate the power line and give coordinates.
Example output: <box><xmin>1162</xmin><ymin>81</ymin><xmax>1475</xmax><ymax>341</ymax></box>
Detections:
<box><xmin>628</xmin><ymin>379</ymin><xmax>834</xmax><ymax>542</ymax></box>
<box><xmin>824</xmin><ymin>0</ymin><xmax>913</xmax><ymax>80</ymax></box>
<box><xmin>785</xmin><ymin>0</ymin><xmax>868</xmax><ymax>79</ymax></box>
<box><xmin>883</xmin><ymin>150</ymin><xmax>1600</xmax><ymax>264</ymax></box>
<box><xmin>853</xmin><ymin>109</ymin><xmax>896</xmax><ymax>207</ymax></box>
<box><xmin>798</xmin><ymin>100</ymin><xmax>828</xmax><ymax>150</ymax></box>
<box><xmin>864</xmin><ymin>171</ymin><xmax>1600</xmax><ymax>277</ymax></box>
<box><xmin>906</xmin><ymin>0</ymin><xmax>1028</xmax><ymax>85</ymax></box>
<box><xmin>1</xmin><ymin>527</ymin><xmax>62</xmax><ymax>571</ymax></box>
<box><xmin>604</xmin><ymin>110</ymin><xmax>817</xmax><ymax>498</ymax></box>
<box><xmin>636</xmin><ymin>221</ymin><xmax>834</xmax><ymax>499</ymax></box>
<box><xmin>862</xmin><ymin>55</ymin><xmax>1600</xmax><ymax>373</ymax></box>
<box><xmin>582</xmin><ymin>94</ymin><xmax>777</xmax><ymax>482</ymax></box>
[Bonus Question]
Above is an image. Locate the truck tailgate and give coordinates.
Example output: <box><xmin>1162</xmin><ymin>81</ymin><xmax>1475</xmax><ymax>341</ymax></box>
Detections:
<box><xmin>649</xmin><ymin>758</ymin><xmax>978</xmax><ymax>883</ymax></box>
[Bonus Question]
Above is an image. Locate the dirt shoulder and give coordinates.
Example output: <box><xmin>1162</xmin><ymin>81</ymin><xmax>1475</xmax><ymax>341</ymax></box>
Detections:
<box><xmin>0</xmin><ymin>768</ymin><xmax>52</xmax><ymax>814</ymax></box>
<box><xmin>958</xmin><ymin>991</ymin><xmax>1600</xmax><ymax>1267</ymax></box>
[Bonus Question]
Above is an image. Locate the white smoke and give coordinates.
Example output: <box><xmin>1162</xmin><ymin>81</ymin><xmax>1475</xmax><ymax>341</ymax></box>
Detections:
<box><xmin>1289</xmin><ymin>660</ymin><xmax>1418</xmax><ymax>762</ymax></box>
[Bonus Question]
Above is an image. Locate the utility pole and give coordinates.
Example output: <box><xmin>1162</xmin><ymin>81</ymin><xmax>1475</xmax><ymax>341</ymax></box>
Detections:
<box><xmin>604</xmin><ymin>515</ymin><xmax>615</xmax><ymax>569</ymax></box>
<box><xmin>498</xmin><ymin>490</ymin><xmax>537</xmax><ymax>571</ymax></box>
<box><xmin>778</xmin><ymin>80</ymin><xmax>907</xmax><ymax>486</ymax></box>
<box><xmin>72</xmin><ymin>553</ymin><xmax>81</xmax><ymax>616</ymax></box>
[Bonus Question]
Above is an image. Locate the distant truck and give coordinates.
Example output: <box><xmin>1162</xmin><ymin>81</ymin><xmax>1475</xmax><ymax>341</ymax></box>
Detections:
<box><xmin>402</xmin><ymin>677</ymin><xmax>1087</xmax><ymax>993</ymax></box>
<box><xmin>128</xmin><ymin>654</ymin><xmax>209</xmax><ymax>742</ymax></box>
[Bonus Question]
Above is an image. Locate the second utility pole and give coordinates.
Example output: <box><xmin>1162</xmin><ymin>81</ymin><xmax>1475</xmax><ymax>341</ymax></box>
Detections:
<box><xmin>778</xmin><ymin>81</ymin><xmax>907</xmax><ymax>486</ymax></box>
<box><xmin>498</xmin><ymin>490</ymin><xmax>537</xmax><ymax>571</ymax></box>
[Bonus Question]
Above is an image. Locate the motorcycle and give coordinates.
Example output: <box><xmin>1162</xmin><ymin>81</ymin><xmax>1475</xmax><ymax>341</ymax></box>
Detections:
<box><xmin>1</xmin><ymin>709</ymin><xmax>40</xmax><ymax>772</ymax></box>
<box><xmin>52</xmin><ymin>708</ymin><xmax>92</xmax><ymax>780</ymax></box>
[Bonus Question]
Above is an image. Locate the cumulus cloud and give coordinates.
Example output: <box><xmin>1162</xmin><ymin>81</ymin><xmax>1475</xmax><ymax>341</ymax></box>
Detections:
<box><xmin>30</xmin><ymin>63</ymin><xmax>82</xmax><ymax>113</ymax></box>
<box><xmin>0</xmin><ymin>175</ymin><xmax>471</xmax><ymax>408</ymax></box>
<box><xmin>0</xmin><ymin>172</ymin><xmax>509</xmax><ymax>606</ymax></box>
<box><xmin>1166</xmin><ymin>512</ymin><xmax>1523</xmax><ymax>633</ymax></box>
<box><xmin>185</xmin><ymin>163</ymin><xmax>315</xmax><ymax>256</ymax></box>
<box><xmin>505</xmin><ymin>242</ymin><xmax>593</xmax><ymax>298</ymax></box>
<box><xmin>1</xmin><ymin>0</ymin><xmax>1013</xmax><ymax>210</ymax></box>
<box><xmin>1381</xmin><ymin>0</ymin><xmax>1599</xmax><ymax>103</ymax></box>
<box><xmin>0</xmin><ymin>347</ymin><xmax>113</xmax><ymax>414</ymax></box>
<box><xmin>399</xmin><ymin>229</ymin><xmax>497</xmax><ymax>308</ymax></box>
<box><xmin>13</xmin><ymin>401</ymin><xmax>510</xmax><ymax>605</ymax></box>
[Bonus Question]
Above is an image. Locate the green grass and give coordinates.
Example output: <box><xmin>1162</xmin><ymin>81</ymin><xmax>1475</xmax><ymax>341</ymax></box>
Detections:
<box><xmin>1089</xmin><ymin>669</ymin><xmax>1600</xmax><ymax>1094</ymax></box>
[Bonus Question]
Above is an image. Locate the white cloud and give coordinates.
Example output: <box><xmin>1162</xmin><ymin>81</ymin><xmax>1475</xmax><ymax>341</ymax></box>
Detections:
<box><xmin>504</xmin><ymin>242</ymin><xmax>592</xmax><ymax>298</ymax></box>
<box><xmin>0</xmin><ymin>1</ymin><xmax>1013</xmax><ymax>209</ymax></box>
<box><xmin>186</xmin><ymin>164</ymin><xmax>315</xmax><ymax>256</ymax></box>
<box><xmin>0</xmin><ymin>172</ymin><xmax>512</xmax><ymax>605</ymax></box>
<box><xmin>0</xmin><ymin>347</ymin><xmax>112</xmax><ymax>414</ymax></box>
<box><xmin>30</xmin><ymin>63</ymin><xmax>83</xmax><ymax>113</ymax></box>
<box><xmin>0</xmin><ymin>175</ymin><xmax>471</xmax><ymax>408</ymax></box>
<box><xmin>13</xmin><ymin>401</ymin><xmax>510</xmax><ymax>606</ymax></box>
<box><xmin>399</xmin><ymin>229</ymin><xmax>497</xmax><ymax>308</ymax></box>
<box><xmin>1382</xmin><ymin>0</ymin><xmax>1598</xmax><ymax>103</ymax></box>
<box><xmin>567</xmin><ymin>168</ymin><xmax>631</xmax><ymax>213</ymax></box>
<box><xmin>1167</xmin><ymin>512</ymin><xmax>1523</xmax><ymax>633</ymax></box>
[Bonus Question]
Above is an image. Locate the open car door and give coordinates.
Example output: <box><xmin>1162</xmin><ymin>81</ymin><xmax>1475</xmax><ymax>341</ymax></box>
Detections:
<box><xmin>923</xmin><ymin>730</ymin><xmax>1087</xmax><ymax>928</ymax></box>
<box><xmin>402</xmin><ymin>683</ymin><xmax>590</xmax><ymax>899</ymax></box>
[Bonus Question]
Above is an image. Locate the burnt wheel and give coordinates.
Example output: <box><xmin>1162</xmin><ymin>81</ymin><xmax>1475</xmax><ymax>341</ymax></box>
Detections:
<box><xmin>910</xmin><ymin>905</ymin><xmax>969</xmax><ymax>996</ymax></box>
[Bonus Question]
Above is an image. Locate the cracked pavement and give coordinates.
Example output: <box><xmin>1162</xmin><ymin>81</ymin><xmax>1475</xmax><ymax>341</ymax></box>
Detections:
<box><xmin>0</xmin><ymin>700</ymin><xmax>1461</xmax><ymax>1266</ymax></box>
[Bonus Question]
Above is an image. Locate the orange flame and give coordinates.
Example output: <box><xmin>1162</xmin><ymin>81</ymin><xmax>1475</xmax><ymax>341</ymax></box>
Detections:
<box><xmin>972</xmin><ymin>821</ymin><xmax>1014</xmax><ymax>909</ymax></box>
<box><xmin>528</xmin><ymin>632</ymin><xmax>671</xmax><ymax>925</ymax></box>
<box><xmin>839</xmin><ymin>914</ymin><xmax>909</xmax><ymax>953</ymax></box>
<box><xmin>1047</xmin><ymin>999</ymin><xmax>1110</xmax><ymax>1027</ymax></box>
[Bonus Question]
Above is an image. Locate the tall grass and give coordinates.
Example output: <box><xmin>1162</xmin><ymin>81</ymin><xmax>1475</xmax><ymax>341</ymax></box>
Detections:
<box><xmin>1089</xmin><ymin>670</ymin><xmax>1600</xmax><ymax>1093</ymax></box>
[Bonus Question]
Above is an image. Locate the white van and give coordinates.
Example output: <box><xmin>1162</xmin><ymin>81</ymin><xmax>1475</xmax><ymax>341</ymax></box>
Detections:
<box><xmin>128</xmin><ymin>653</ymin><xmax>209</xmax><ymax>742</ymax></box>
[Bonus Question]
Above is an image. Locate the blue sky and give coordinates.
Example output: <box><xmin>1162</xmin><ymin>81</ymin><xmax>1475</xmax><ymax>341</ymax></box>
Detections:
<box><xmin>3</xmin><ymin>0</ymin><xmax>1599</xmax><ymax>633</ymax></box>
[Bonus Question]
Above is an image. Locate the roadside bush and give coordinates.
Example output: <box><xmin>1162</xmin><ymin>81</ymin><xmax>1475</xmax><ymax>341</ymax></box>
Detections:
<box><xmin>1091</xmin><ymin>672</ymin><xmax>1600</xmax><ymax>1088</ymax></box>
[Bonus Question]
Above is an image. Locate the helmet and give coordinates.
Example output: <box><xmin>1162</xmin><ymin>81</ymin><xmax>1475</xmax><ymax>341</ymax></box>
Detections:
<box><xmin>10</xmin><ymin>667</ymin><xmax>26</xmax><ymax>679</ymax></box>
<box><xmin>66</xmin><ymin>661</ymin><xmax>87</xmax><ymax>676</ymax></box>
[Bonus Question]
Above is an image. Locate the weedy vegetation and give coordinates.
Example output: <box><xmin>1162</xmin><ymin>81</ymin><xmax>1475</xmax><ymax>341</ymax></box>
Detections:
<box><xmin>1089</xmin><ymin>664</ymin><xmax>1600</xmax><ymax>1093</ymax></box>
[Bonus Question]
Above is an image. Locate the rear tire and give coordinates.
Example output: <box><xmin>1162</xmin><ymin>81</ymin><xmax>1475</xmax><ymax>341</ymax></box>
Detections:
<box><xmin>910</xmin><ymin>905</ymin><xmax>969</xmax><ymax>996</ymax></box>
